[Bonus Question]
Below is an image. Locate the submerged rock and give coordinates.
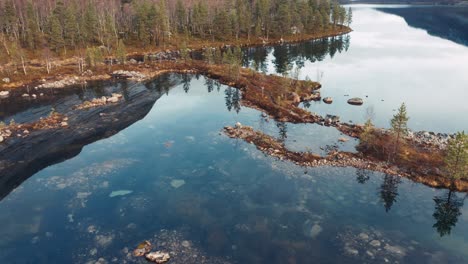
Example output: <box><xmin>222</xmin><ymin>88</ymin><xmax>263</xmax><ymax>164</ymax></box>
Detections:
<box><xmin>145</xmin><ymin>251</ymin><xmax>170</xmax><ymax>263</ymax></box>
<box><xmin>309</xmin><ymin>224</ymin><xmax>323</xmax><ymax>238</ymax></box>
<box><xmin>170</xmin><ymin>179</ymin><xmax>186</xmax><ymax>189</ymax></box>
<box><xmin>347</xmin><ymin>98</ymin><xmax>364</xmax><ymax>106</ymax></box>
<box><xmin>109</xmin><ymin>190</ymin><xmax>133</xmax><ymax>198</ymax></box>
<box><xmin>370</xmin><ymin>240</ymin><xmax>381</xmax><ymax>247</ymax></box>
<box><xmin>133</xmin><ymin>240</ymin><xmax>152</xmax><ymax>257</ymax></box>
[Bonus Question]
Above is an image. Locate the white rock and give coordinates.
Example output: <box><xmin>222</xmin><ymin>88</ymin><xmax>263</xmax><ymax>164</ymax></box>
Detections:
<box><xmin>22</xmin><ymin>93</ymin><xmax>30</xmax><ymax>97</ymax></box>
<box><xmin>107</xmin><ymin>97</ymin><xmax>119</xmax><ymax>103</ymax></box>
<box><xmin>0</xmin><ymin>136</ymin><xmax>4</xmax><ymax>143</ymax></box>
<box><xmin>61</xmin><ymin>122</ymin><xmax>68</xmax><ymax>127</ymax></box>
<box><xmin>2</xmin><ymin>78</ymin><xmax>10</xmax><ymax>83</ymax></box>
<box><xmin>145</xmin><ymin>251</ymin><xmax>170</xmax><ymax>263</ymax></box>
<box><xmin>369</xmin><ymin>240</ymin><xmax>381</xmax><ymax>247</ymax></box>
<box><xmin>235</xmin><ymin>122</ymin><xmax>242</xmax><ymax>129</ymax></box>
<box><xmin>0</xmin><ymin>91</ymin><xmax>9</xmax><ymax>97</ymax></box>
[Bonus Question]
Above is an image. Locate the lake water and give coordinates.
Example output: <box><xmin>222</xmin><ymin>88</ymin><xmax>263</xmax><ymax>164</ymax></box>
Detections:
<box><xmin>1</xmin><ymin>5</ymin><xmax>468</xmax><ymax>264</ymax></box>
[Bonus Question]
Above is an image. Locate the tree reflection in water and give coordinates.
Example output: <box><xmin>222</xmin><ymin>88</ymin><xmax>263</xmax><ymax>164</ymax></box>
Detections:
<box><xmin>244</xmin><ymin>35</ymin><xmax>350</xmax><ymax>76</ymax></box>
<box><xmin>356</xmin><ymin>168</ymin><xmax>371</xmax><ymax>184</ymax></box>
<box><xmin>224</xmin><ymin>87</ymin><xmax>241</xmax><ymax>113</ymax></box>
<box><xmin>433</xmin><ymin>191</ymin><xmax>466</xmax><ymax>237</ymax></box>
<box><xmin>276</xmin><ymin>121</ymin><xmax>288</xmax><ymax>144</ymax></box>
<box><xmin>380</xmin><ymin>174</ymin><xmax>401</xmax><ymax>212</ymax></box>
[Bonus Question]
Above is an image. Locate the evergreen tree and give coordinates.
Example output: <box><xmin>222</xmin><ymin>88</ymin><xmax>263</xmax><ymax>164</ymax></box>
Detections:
<box><xmin>48</xmin><ymin>14</ymin><xmax>65</xmax><ymax>52</ymax></box>
<box><xmin>63</xmin><ymin>5</ymin><xmax>79</xmax><ymax>49</ymax></box>
<box><xmin>116</xmin><ymin>39</ymin><xmax>126</xmax><ymax>64</ymax></box>
<box><xmin>390</xmin><ymin>103</ymin><xmax>409</xmax><ymax>161</ymax></box>
<box><xmin>175</xmin><ymin>0</ymin><xmax>186</xmax><ymax>33</ymax></box>
<box><xmin>25</xmin><ymin>1</ymin><xmax>40</xmax><ymax>49</ymax></box>
<box><xmin>213</xmin><ymin>10</ymin><xmax>232</xmax><ymax>40</ymax></box>
<box><xmin>444</xmin><ymin>131</ymin><xmax>468</xmax><ymax>181</ymax></box>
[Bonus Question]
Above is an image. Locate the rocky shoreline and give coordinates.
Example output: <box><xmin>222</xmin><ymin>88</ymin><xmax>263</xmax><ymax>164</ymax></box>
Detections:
<box><xmin>223</xmin><ymin>124</ymin><xmax>468</xmax><ymax>192</ymax></box>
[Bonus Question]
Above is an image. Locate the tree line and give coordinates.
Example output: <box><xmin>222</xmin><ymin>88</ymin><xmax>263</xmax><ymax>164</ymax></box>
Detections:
<box><xmin>0</xmin><ymin>0</ymin><xmax>352</xmax><ymax>68</ymax></box>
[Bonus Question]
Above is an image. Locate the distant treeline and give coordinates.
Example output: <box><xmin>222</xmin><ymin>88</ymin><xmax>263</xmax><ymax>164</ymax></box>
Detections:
<box><xmin>0</xmin><ymin>0</ymin><xmax>351</xmax><ymax>61</ymax></box>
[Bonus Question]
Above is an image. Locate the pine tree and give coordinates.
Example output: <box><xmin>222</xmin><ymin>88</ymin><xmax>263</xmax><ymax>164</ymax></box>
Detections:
<box><xmin>445</xmin><ymin>131</ymin><xmax>468</xmax><ymax>181</ymax></box>
<box><xmin>63</xmin><ymin>5</ymin><xmax>79</xmax><ymax>49</ymax></box>
<box><xmin>116</xmin><ymin>39</ymin><xmax>126</xmax><ymax>65</ymax></box>
<box><xmin>82</xmin><ymin>5</ymin><xmax>98</xmax><ymax>44</ymax></box>
<box><xmin>276</xmin><ymin>0</ymin><xmax>291</xmax><ymax>37</ymax></box>
<box><xmin>25</xmin><ymin>1</ymin><xmax>40</xmax><ymax>49</ymax></box>
<box><xmin>390</xmin><ymin>103</ymin><xmax>410</xmax><ymax>161</ymax></box>
<box><xmin>48</xmin><ymin>14</ymin><xmax>65</xmax><ymax>53</ymax></box>
<box><xmin>175</xmin><ymin>0</ymin><xmax>186</xmax><ymax>33</ymax></box>
<box><xmin>213</xmin><ymin>10</ymin><xmax>232</xmax><ymax>40</ymax></box>
<box><xmin>360</xmin><ymin>119</ymin><xmax>376</xmax><ymax>151</ymax></box>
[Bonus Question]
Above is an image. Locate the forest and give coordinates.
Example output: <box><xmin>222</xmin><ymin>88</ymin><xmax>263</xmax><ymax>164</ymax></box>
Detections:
<box><xmin>0</xmin><ymin>0</ymin><xmax>351</xmax><ymax>70</ymax></box>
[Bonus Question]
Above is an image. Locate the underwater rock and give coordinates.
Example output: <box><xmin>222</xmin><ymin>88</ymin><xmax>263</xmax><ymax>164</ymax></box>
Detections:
<box><xmin>145</xmin><ymin>251</ymin><xmax>170</xmax><ymax>263</ymax></box>
<box><xmin>309</xmin><ymin>224</ymin><xmax>323</xmax><ymax>238</ymax></box>
<box><xmin>109</xmin><ymin>190</ymin><xmax>133</xmax><ymax>198</ymax></box>
<box><xmin>133</xmin><ymin>240</ymin><xmax>152</xmax><ymax>257</ymax></box>
<box><xmin>358</xmin><ymin>233</ymin><xmax>369</xmax><ymax>241</ymax></box>
<box><xmin>182</xmin><ymin>240</ymin><xmax>191</xmax><ymax>248</ymax></box>
<box><xmin>95</xmin><ymin>234</ymin><xmax>114</xmax><ymax>247</ymax></box>
<box><xmin>171</xmin><ymin>179</ymin><xmax>186</xmax><ymax>189</ymax></box>
<box><xmin>384</xmin><ymin>244</ymin><xmax>406</xmax><ymax>256</ymax></box>
<box><xmin>370</xmin><ymin>240</ymin><xmax>381</xmax><ymax>247</ymax></box>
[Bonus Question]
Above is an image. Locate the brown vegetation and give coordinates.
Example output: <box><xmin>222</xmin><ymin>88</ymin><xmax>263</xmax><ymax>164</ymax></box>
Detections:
<box><xmin>225</xmin><ymin>125</ymin><xmax>468</xmax><ymax>192</ymax></box>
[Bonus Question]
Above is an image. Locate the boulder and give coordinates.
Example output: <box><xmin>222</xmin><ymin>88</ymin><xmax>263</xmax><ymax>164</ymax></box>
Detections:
<box><xmin>107</xmin><ymin>97</ymin><xmax>119</xmax><ymax>103</ymax></box>
<box><xmin>0</xmin><ymin>136</ymin><xmax>3</xmax><ymax>143</ymax></box>
<box><xmin>2</xmin><ymin>78</ymin><xmax>10</xmax><ymax>83</ymax></box>
<box><xmin>133</xmin><ymin>241</ymin><xmax>152</xmax><ymax>257</ymax></box>
<box><xmin>235</xmin><ymin>122</ymin><xmax>242</xmax><ymax>129</ymax></box>
<box><xmin>145</xmin><ymin>251</ymin><xmax>170</xmax><ymax>263</ymax></box>
<box><xmin>325</xmin><ymin>114</ymin><xmax>340</xmax><ymax>124</ymax></box>
<box><xmin>323</xmin><ymin>97</ymin><xmax>333</xmax><ymax>104</ymax></box>
<box><xmin>347</xmin><ymin>98</ymin><xmax>363</xmax><ymax>106</ymax></box>
<box><xmin>0</xmin><ymin>91</ymin><xmax>9</xmax><ymax>98</ymax></box>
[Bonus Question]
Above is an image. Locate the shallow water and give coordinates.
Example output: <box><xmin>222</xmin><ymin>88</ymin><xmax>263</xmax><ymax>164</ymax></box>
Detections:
<box><xmin>1</xmin><ymin>4</ymin><xmax>468</xmax><ymax>264</ymax></box>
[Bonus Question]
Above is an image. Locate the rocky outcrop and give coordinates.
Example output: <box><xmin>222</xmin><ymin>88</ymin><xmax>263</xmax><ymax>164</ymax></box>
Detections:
<box><xmin>408</xmin><ymin>131</ymin><xmax>454</xmax><ymax>149</ymax></box>
<box><xmin>323</xmin><ymin>114</ymin><xmax>340</xmax><ymax>126</ymax></box>
<box><xmin>111</xmin><ymin>70</ymin><xmax>147</xmax><ymax>81</ymax></box>
<box><xmin>36</xmin><ymin>77</ymin><xmax>83</xmax><ymax>89</ymax></box>
<box><xmin>347</xmin><ymin>97</ymin><xmax>364</xmax><ymax>106</ymax></box>
<box><xmin>76</xmin><ymin>93</ymin><xmax>123</xmax><ymax>110</ymax></box>
<box><xmin>0</xmin><ymin>80</ymin><xmax>167</xmax><ymax>201</ymax></box>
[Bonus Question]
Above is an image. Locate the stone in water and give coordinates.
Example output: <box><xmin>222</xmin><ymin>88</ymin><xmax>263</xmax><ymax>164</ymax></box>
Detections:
<box><xmin>171</xmin><ymin>179</ymin><xmax>185</xmax><ymax>189</ymax></box>
<box><xmin>109</xmin><ymin>190</ymin><xmax>133</xmax><ymax>197</ymax></box>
